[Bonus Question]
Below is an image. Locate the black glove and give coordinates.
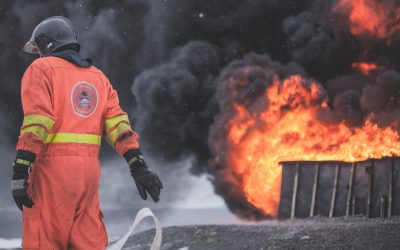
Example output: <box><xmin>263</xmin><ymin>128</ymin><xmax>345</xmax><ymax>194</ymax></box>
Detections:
<box><xmin>12</xmin><ymin>150</ymin><xmax>36</xmax><ymax>211</ymax></box>
<box><xmin>124</xmin><ymin>149</ymin><xmax>163</xmax><ymax>202</ymax></box>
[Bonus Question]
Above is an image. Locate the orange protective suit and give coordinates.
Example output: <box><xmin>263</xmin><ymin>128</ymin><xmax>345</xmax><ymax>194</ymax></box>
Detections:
<box><xmin>16</xmin><ymin>56</ymin><xmax>139</xmax><ymax>249</ymax></box>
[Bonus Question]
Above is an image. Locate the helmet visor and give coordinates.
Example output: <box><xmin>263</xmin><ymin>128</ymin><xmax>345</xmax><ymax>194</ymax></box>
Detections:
<box><xmin>23</xmin><ymin>41</ymin><xmax>39</xmax><ymax>54</ymax></box>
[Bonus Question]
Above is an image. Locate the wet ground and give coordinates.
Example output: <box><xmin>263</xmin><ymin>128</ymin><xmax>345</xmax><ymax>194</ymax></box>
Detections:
<box><xmin>121</xmin><ymin>216</ymin><xmax>400</xmax><ymax>250</ymax></box>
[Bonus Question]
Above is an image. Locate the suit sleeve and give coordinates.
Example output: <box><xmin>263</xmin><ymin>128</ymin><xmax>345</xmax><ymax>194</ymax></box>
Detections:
<box><xmin>16</xmin><ymin>63</ymin><xmax>57</xmax><ymax>155</ymax></box>
<box><xmin>104</xmin><ymin>76</ymin><xmax>139</xmax><ymax>155</ymax></box>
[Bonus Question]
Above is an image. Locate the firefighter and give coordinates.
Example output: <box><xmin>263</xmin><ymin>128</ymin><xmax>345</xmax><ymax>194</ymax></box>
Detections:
<box><xmin>11</xmin><ymin>16</ymin><xmax>163</xmax><ymax>249</ymax></box>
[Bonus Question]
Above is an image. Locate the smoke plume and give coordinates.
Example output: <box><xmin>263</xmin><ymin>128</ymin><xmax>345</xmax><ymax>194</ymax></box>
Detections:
<box><xmin>132</xmin><ymin>41</ymin><xmax>219</xmax><ymax>172</ymax></box>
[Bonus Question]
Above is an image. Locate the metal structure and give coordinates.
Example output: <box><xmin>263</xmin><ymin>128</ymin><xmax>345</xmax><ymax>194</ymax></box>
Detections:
<box><xmin>279</xmin><ymin>158</ymin><xmax>399</xmax><ymax>219</ymax></box>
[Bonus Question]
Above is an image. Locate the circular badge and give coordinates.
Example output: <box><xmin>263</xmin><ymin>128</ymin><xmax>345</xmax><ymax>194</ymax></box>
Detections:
<box><xmin>71</xmin><ymin>82</ymin><xmax>98</xmax><ymax>117</ymax></box>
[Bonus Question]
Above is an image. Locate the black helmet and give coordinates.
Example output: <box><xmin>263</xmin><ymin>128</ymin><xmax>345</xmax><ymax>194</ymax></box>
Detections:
<box><xmin>23</xmin><ymin>16</ymin><xmax>80</xmax><ymax>56</ymax></box>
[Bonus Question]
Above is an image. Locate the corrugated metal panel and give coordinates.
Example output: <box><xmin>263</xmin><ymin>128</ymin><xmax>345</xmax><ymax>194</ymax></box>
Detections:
<box><xmin>279</xmin><ymin>158</ymin><xmax>399</xmax><ymax>219</ymax></box>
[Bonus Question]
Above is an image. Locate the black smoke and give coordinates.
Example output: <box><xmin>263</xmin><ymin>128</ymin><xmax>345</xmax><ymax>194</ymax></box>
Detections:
<box><xmin>132</xmin><ymin>41</ymin><xmax>220</xmax><ymax>172</ymax></box>
<box><xmin>132</xmin><ymin>0</ymin><xmax>317</xmax><ymax>171</ymax></box>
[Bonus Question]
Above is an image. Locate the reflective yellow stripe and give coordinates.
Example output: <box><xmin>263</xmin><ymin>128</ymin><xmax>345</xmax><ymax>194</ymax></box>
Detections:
<box><xmin>21</xmin><ymin>126</ymin><xmax>48</xmax><ymax>141</ymax></box>
<box><xmin>107</xmin><ymin>123</ymin><xmax>131</xmax><ymax>145</ymax></box>
<box><xmin>23</xmin><ymin>115</ymin><xmax>55</xmax><ymax>130</ymax></box>
<box><xmin>46</xmin><ymin>133</ymin><xmax>101</xmax><ymax>145</ymax></box>
<box><xmin>105</xmin><ymin>115</ymin><xmax>129</xmax><ymax>132</ymax></box>
<box><xmin>15</xmin><ymin>159</ymin><xmax>32</xmax><ymax>167</ymax></box>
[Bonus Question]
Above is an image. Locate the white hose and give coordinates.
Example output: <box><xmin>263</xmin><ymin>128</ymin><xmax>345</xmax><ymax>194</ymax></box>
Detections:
<box><xmin>106</xmin><ymin>208</ymin><xmax>162</xmax><ymax>250</ymax></box>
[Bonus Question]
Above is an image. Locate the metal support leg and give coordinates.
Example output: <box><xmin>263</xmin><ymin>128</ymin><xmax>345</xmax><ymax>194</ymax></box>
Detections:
<box><xmin>380</xmin><ymin>196</ymin><xmax>387</xmax><ymax>218</ymax></box>
<box><xmin>346</xmin><ymin>163</ymin><xmax>355</xmax><ymax>217</ymax></box>
<box><xmin>366</xmin><ymin>160</ymin><xmax>374</xmax><ymax>218</ymax></box>
<box><xmin>352</xmin><ymin>196</ymin><xmax>356</xmax><ymax>216</ymax></box>
<box><xmin>309</xmin><ymin>163</ymin><xmax>319</xmax><ymax>217</ymax></box>
<box><xmin>290</xmin><ymin>163</ymin><xmax>300</xmax><ymax>219</ymax></box>
<box><xmin>329</xmin><ymin>163</ymin><xmax>340</xmax><ymax>218</ymax></box>
<box><xmin>388</xmin><ymin>158</ymin><xmax>393</xmax><ymax>217</ymax></box>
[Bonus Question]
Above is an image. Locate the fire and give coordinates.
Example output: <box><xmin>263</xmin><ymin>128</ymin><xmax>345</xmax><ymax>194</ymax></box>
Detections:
<box><xmin>352</xmin><ymin>62</ymin><xmax>380</xmax><ymax>74</ymax></box>
<box><xmin>334</xmin><ymin>0</ymin><xmax>400</xmax><ymax>39</ymax></box>
<box><xmin>226</xmin><ymin>75</ymin><xmax>400</xmax><ymax>217</ymax></box>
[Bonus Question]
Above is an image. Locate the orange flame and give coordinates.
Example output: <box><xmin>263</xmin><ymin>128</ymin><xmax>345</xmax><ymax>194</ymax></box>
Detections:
<box><xmin>335</xmin><ymin>0</ymin><xmax>400</xmax><ymax>39</ymax></box>
<box><xmin>226</xmin><ymin>75</ymin><xmax>400</xmax><ymax>217</ymax></box>
<box><xmin>352</xmin><ymin>62</ymin><xmax>380</xmax><ymax>74</ymax></box>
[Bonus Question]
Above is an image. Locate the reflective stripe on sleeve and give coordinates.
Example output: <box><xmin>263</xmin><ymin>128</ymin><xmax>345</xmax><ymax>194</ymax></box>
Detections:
<box><xmin>105</xmin><ymin>114</ymin><xmax>130</xmax><ymax>132</ymax></box>
<box><xmin>46</xmin><ymin>133</ymin><xmax>101</xmax><ymax>145</ymax></box>
<box><xmin>20</xmin><ymin>125</ymin><xmax>48</xmax><ymax>141</ymax></box>
<box><xmin>22</xmin><ymin>114</ymin><xmax>55</xmax><ymax>131</ymax></box>
<box><xmin>107</xmin><ymin>122</ymin><xmax>132</xmax><ymax>146</ymax></box>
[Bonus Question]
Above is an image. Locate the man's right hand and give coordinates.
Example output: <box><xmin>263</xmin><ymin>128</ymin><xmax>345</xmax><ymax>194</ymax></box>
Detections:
<box><xmin>11</xmin><ymin>151</ymin><xmax>35</xmax><ymax>211</ymax></box>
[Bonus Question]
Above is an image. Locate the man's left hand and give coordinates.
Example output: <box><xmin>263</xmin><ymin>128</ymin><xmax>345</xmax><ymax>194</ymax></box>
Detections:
<box><xmin>130</xmin><ymin>160</ymin><xmax>163</xmax><ymax>202</ymax></box>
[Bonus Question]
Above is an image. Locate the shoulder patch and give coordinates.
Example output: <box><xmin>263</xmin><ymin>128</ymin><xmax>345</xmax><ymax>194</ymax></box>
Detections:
<box><xmin>71</xmin><ymin>82</ymin><xmax>98</xmax><ymax>117</ymax></box>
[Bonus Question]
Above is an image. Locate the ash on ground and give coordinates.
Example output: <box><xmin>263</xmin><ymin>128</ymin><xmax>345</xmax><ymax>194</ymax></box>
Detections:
<box><xmin>122</xmin><ymin>216</ymin><xmax>400</xmax><ymax>250</ymax></box>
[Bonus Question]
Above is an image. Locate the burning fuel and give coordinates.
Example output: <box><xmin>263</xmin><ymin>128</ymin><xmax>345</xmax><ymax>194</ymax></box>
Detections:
<box><xmin>334</xmin><ymin>0</ymin><xmax>400</xmax><ymax>39</ymax></box>
<box><xmin>211</xmin><ymin>55</ymin><xmax>400</xmax><ymax>217</ymax></box>
<box><xmin>210</xmin><ymin>54</ymin><xmax>400</xmax><ymax>218</ymax></box>
<box><xmin>352</xmin><ymin>62</ymin><xmax>381</xmax><ymax>75</ymax></box>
